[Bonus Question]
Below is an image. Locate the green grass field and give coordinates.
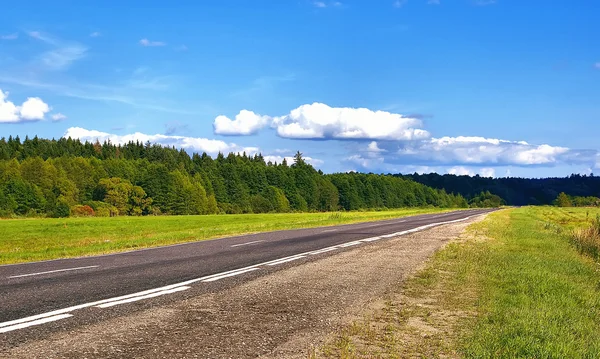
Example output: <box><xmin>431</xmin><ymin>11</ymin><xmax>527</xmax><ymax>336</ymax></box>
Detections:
<box><xmin>319</xmin><ymin>207</ymin><xmax>600</xmax><ymax>358</ymax></box>
<box><xmin>462</xmin><ymin>207</ymin><xmax>600</xmax><ymax>358</ymax></box>
<box><xmin>0</xmin><ymin>208</ymin><xmax>452</xmax><ymax>265</ymax></box>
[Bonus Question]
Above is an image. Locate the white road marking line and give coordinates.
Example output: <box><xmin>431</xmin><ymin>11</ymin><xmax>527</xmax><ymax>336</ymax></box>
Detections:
<box><xmin>230</xmin><ymin>240</ymin><xmax>265</xmax><ymax>248</ymax></box>
<box><xmin>202</xmin><ymin>268</ymin><xmax>259</xmax><ymax>282</ymax></box>
<box><xmin>321</xmin><ymin>229</ymin><xmax>338</xmax><ymax>233</ymax></box>
<box><xmin>96</xmin><ymin>286</ymin><xmax>190</xmax><ymax>308</ymax></box>
<box><xmin>0</xmin><ymin>213</ymin><xmax>484</xmax><ymax>333</ymax></box>
<box><xmin>266</xmin><ymin>256</ymin><xmax>306</xmax><ymax>266</ymax></box>
<box><xmin>308</xmin><ymin>247</ymin><xmax>339</xmax><ymax>255</ymax></box>
<box><xmin>361</xmin><ymin>237</ymin><xmax>382</xmax><ymax>242</ymax></box>
<box><xmin>339</xmin><ymin>241</ymin><xmax>362</xmax><ymax>248</ymax></box>
<box><xmin>8</xmin><ymin>265</ymin><xmax>100</xmax><ymax>279</ymax></box>
<box><xmin>0</xmin><ymin>314</ymin><xmax>73</xmax><ymax>333</ymax></box>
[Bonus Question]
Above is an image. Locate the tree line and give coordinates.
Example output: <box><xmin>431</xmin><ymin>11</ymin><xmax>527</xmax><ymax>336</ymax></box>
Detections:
<box><xmin>401</xmin><ymin>172</ymin><xmax>600</xmax><ymax>206</ymax></box>
<box><xmin>0</xmin><ymin>136</ymin><xmax>471</xmax><ymax>217</ymax></box>
<box><xmin>554</xmin><ymin>192</ymin><xmax>600</xmax><ymax>208</ymax></box>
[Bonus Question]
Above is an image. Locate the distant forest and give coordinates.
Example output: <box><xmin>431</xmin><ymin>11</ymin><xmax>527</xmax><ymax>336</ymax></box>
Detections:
<box><xmin>0</xmin><ymin>136</ymin><xmax>472</xmax><ymax>218</ymax></box>
<box><xmin>401</xmin><ymin>173</ymin><xmax>600</xmax><ymax>206</ymax></box>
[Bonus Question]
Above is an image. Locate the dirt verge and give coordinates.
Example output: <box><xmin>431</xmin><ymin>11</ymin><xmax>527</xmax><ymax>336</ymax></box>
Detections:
<box><xmin>2</xmin><ymin>215</ymin><xmax>488</xmax><ymax>359</ymax></box>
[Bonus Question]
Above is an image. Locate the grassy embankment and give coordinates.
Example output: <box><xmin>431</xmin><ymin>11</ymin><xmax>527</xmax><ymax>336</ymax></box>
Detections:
<box><xmin>0</xmin><ymin>208</ymin><xmax>453</xmax><ymax>265</ymax></box>
<box><xmin>318</xmin><ymin>207</ymin><xmax>600</xmax><ymax>358</ymax></box>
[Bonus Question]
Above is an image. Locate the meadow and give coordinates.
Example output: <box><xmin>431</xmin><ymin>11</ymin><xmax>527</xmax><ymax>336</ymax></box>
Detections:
<box><xmin>0</xmin><ymin>208</ymin><xmax>451</xmax><ymax>265</ymax></box>
<box><xmin>319</xmin><ymin>207</ymin><xmax>600</xmax><ymax>358</ymax></box>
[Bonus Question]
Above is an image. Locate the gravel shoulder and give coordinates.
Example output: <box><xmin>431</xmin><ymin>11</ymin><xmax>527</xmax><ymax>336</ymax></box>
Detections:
<box><xmin>1</xmin><ymin>214</ymin><xmax>488</xmax><ymax>359</ymax></box>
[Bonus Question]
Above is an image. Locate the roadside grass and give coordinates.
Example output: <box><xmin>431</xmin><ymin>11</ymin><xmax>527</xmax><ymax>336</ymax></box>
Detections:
<box><xmin>318</xmin><ymin>207</ymin><xmax>600</xmax><ymax>358</ymax></box>
<box><xmin>0</xmin><ymin>208</ymin><xmax>452</xmax><ymax>265</ymax></box>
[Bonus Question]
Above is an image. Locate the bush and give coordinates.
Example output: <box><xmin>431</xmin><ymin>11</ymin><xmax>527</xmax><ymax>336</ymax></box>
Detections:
<box><xmin>53</xmin><ymin>200</ymin><xmax>71</xmax><ymax>218</ymax></box>
<box><xmin>86</xmin><ymin>201</ymin><xmax>116</xmax><ymax>217</ymax></box>
<box><xmin>71</xmin><ymin>205</ymin><xmax>95</xmax><ymax>217</ymax></box>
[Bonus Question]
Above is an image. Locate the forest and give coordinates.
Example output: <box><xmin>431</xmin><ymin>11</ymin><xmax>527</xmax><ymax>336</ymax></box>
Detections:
<box><xmin>0</xmin><ymin>136</ymin><xmax>469</xmax><ymax>218</ymax></box>
<box><xmin>402</xmin><ymin>172</ymin><xmax>600</xmax><ymax>206</ymax></box>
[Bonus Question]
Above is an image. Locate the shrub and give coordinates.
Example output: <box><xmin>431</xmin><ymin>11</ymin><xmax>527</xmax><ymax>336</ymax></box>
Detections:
<box><xmin>71</xmin><ymin>205</ymin><xmax>95</xmax><ymax>217</ymax></box>
<box><xmin>53</xmin><ymin>200</ymin><xmax>71</xmax><ymax>218</ymax></box>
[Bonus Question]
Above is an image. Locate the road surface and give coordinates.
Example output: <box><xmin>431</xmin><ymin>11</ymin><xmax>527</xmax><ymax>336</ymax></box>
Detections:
<box><xmin>0</xmin><ymin>208</ymin><xmax>494</xmax><ymax>343</ymax></box>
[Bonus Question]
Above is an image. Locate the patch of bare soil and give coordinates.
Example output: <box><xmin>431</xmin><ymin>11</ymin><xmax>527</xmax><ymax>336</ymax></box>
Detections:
<box><xmin>2</xmin><ymin>215</ymin><xmax>487</xmax><ymax>359</ymax></box>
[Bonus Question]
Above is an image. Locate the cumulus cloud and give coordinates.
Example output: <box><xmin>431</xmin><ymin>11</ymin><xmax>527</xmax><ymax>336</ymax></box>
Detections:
<box><xmin>263</xmin><ymin>155</ymin><xmax>324</xmax><ymax>167</ymax></box>
<box><xmin>367</xmin><ymin>141</ymin><xmax>386</xmax><ymax>153</ymax></box>
<box><xmin>64</xmin><ymin>127</ymin><xmax>259</xmax><ymax>156</ymax></box>
<box><xmin>214</xmin><ymin>110</ymin><xmax>271</xmax><ymax>135</ymax></box>
<box><xmin>214</xmin><ymin>103</ymin><xmax>430</xmax><ymax>141</ymax></box>
<box><xmin>398</xmin><ymin>136</ymin><xmax>573</xmax><ymax>166</ymax></box>
<box><xmin>140</xmin><ymin>38</ymin><xmax>166</xmax><ymax>47</ymax></box>
<box><xmin>447</xmin><ymin>166</ymin><xmax>496</xmax><ymax>178</ymax></box>
<box><xmin>346</xmin><ymin>154</ymin><xmax>384</xmax><ymax>169</ymax></box>
<box><xmin>275</xmin><ymin>103</ymin><xmax>429</xmax><ymax>140</ymax></box>
<box><xmin>349</xmin><ymin>137</ymin><xmax>598</xmax><ymax>174</ymax></box>
<box><xmin>0</xmin><ymin>89</ymin><xmax>51</xmax><ymax>123</ymax></box>
<box><xmin>480</xmin><ymin>168</ymin><xmax>496</xmax><ymax>178</ymax></box>
<box><xmin>447</xmin><ymin>166</ymin><xmax>475</xmax><ymax>176</ymax></box>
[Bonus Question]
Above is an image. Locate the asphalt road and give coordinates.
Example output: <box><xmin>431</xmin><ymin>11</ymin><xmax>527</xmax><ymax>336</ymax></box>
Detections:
<box><xmin>0</xmin><ymin>208</ymin><xmax>494</xmax><ymax>341</ymax></box>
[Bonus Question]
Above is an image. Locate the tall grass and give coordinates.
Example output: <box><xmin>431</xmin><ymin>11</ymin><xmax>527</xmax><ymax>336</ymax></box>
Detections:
<box><xmin>570</xmin><ymin>214</ymin><xmax>600</xmax><ymax>260</ymax></box>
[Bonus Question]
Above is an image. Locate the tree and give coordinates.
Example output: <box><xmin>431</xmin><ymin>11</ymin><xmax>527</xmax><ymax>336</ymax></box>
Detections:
<box><xmin>98</xmin><ymin>177</ymin><xmax>152</xmax><ymax>215</ymax></box>
<box><xmin>555</xmin><ymin>192</ymin><xmax>573</xmax><ymax>207</ymax></box>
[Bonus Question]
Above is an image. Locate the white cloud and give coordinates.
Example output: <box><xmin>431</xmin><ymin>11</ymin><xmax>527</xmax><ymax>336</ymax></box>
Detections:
<box><xmin>447</xmin><ymin>166</ymin><xmax>475</xmax><ymax>176</ymax></box>
<box><xmin>345</xmin><ymin>135</ymin><xmax>598</xmax><ymax>174</ymax></box>
<box><xmin>64</xmin><ymin>127</ymin><xmax>259</xmax><ymax>156</ymax></box>
<box><xmin>0</xmin><ymin>89</ymin><xmax>51</xmax><ymax>123</ymax></box>
<box><xmin>274</xmin><ymin>103</ymin><xmax>429</xmax><ymax>140</ymax></box>
<box><xmin>20</xmin><ymin>97</ymin><xmax>51</xmax><ymax>120</ymax></box>
<box><xmin>89</xmin><ymin>32</ymin><xmax>101</xmax><ymax>37</ymax></box>
<box><xmin>140</xmin><ymin>38</ymin><xmax>166</xmax><ymax>47</ymax></box>
<box><xmin>0</xmin><ymin>90</ymin><xmax>19</xmax><ymax>122</ymax></box>
<box><xmin>215</xmin><ymin>103</ymin><xmax>430</xmax><ymax>141</ymax></box>
<box><xmin>367</xmin><ymin>141</ymin><xmax>386</xmax><ymax>153</ymax></box>
<box><xmin>1</xmin><ymin>33</ymin><xmax>18</xmax><ymax>40</ymax></box>
<box><xmin>214</xmin><ymin>110</ymin><xmax>271</xmax><ymax>135</ymax></box>
<box><xmin>51</xmin><ymin>113</ymin><xmax>67</xmax><ymax>122</ymax></box>
<box><xmin>263</xmin><ymin>155</ymin><xmax>324</xmax><ymax>167</ymax></box>
<box><xmin>313</xmin><ymin>1</ymin><xmax>327</xmax><ymax>7</ymax></box>
<box><xmin>398</xmin><ymin>136</ymin><xmax>573</xmax><ymax>166</ymax></box>
<box><xmin>346</xmin><ymin>154</ymin><xmax>384</xmax><ymax>169</ymax></box>
<box><xmin>480</xmin><ymin>168</ymin><xmax>496</xmax><ymax>178</ymax></box>
<box><xmin>393</xmin><ymin>0</ymin><xmax>408</xmax><ymax>8</ymax></box>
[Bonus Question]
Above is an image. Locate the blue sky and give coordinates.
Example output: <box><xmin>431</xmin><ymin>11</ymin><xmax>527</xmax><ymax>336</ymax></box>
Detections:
<box><xmin>1</xmin><ymin>0</ymin><xmax>598</xmax><ymax>178</ymax></box>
